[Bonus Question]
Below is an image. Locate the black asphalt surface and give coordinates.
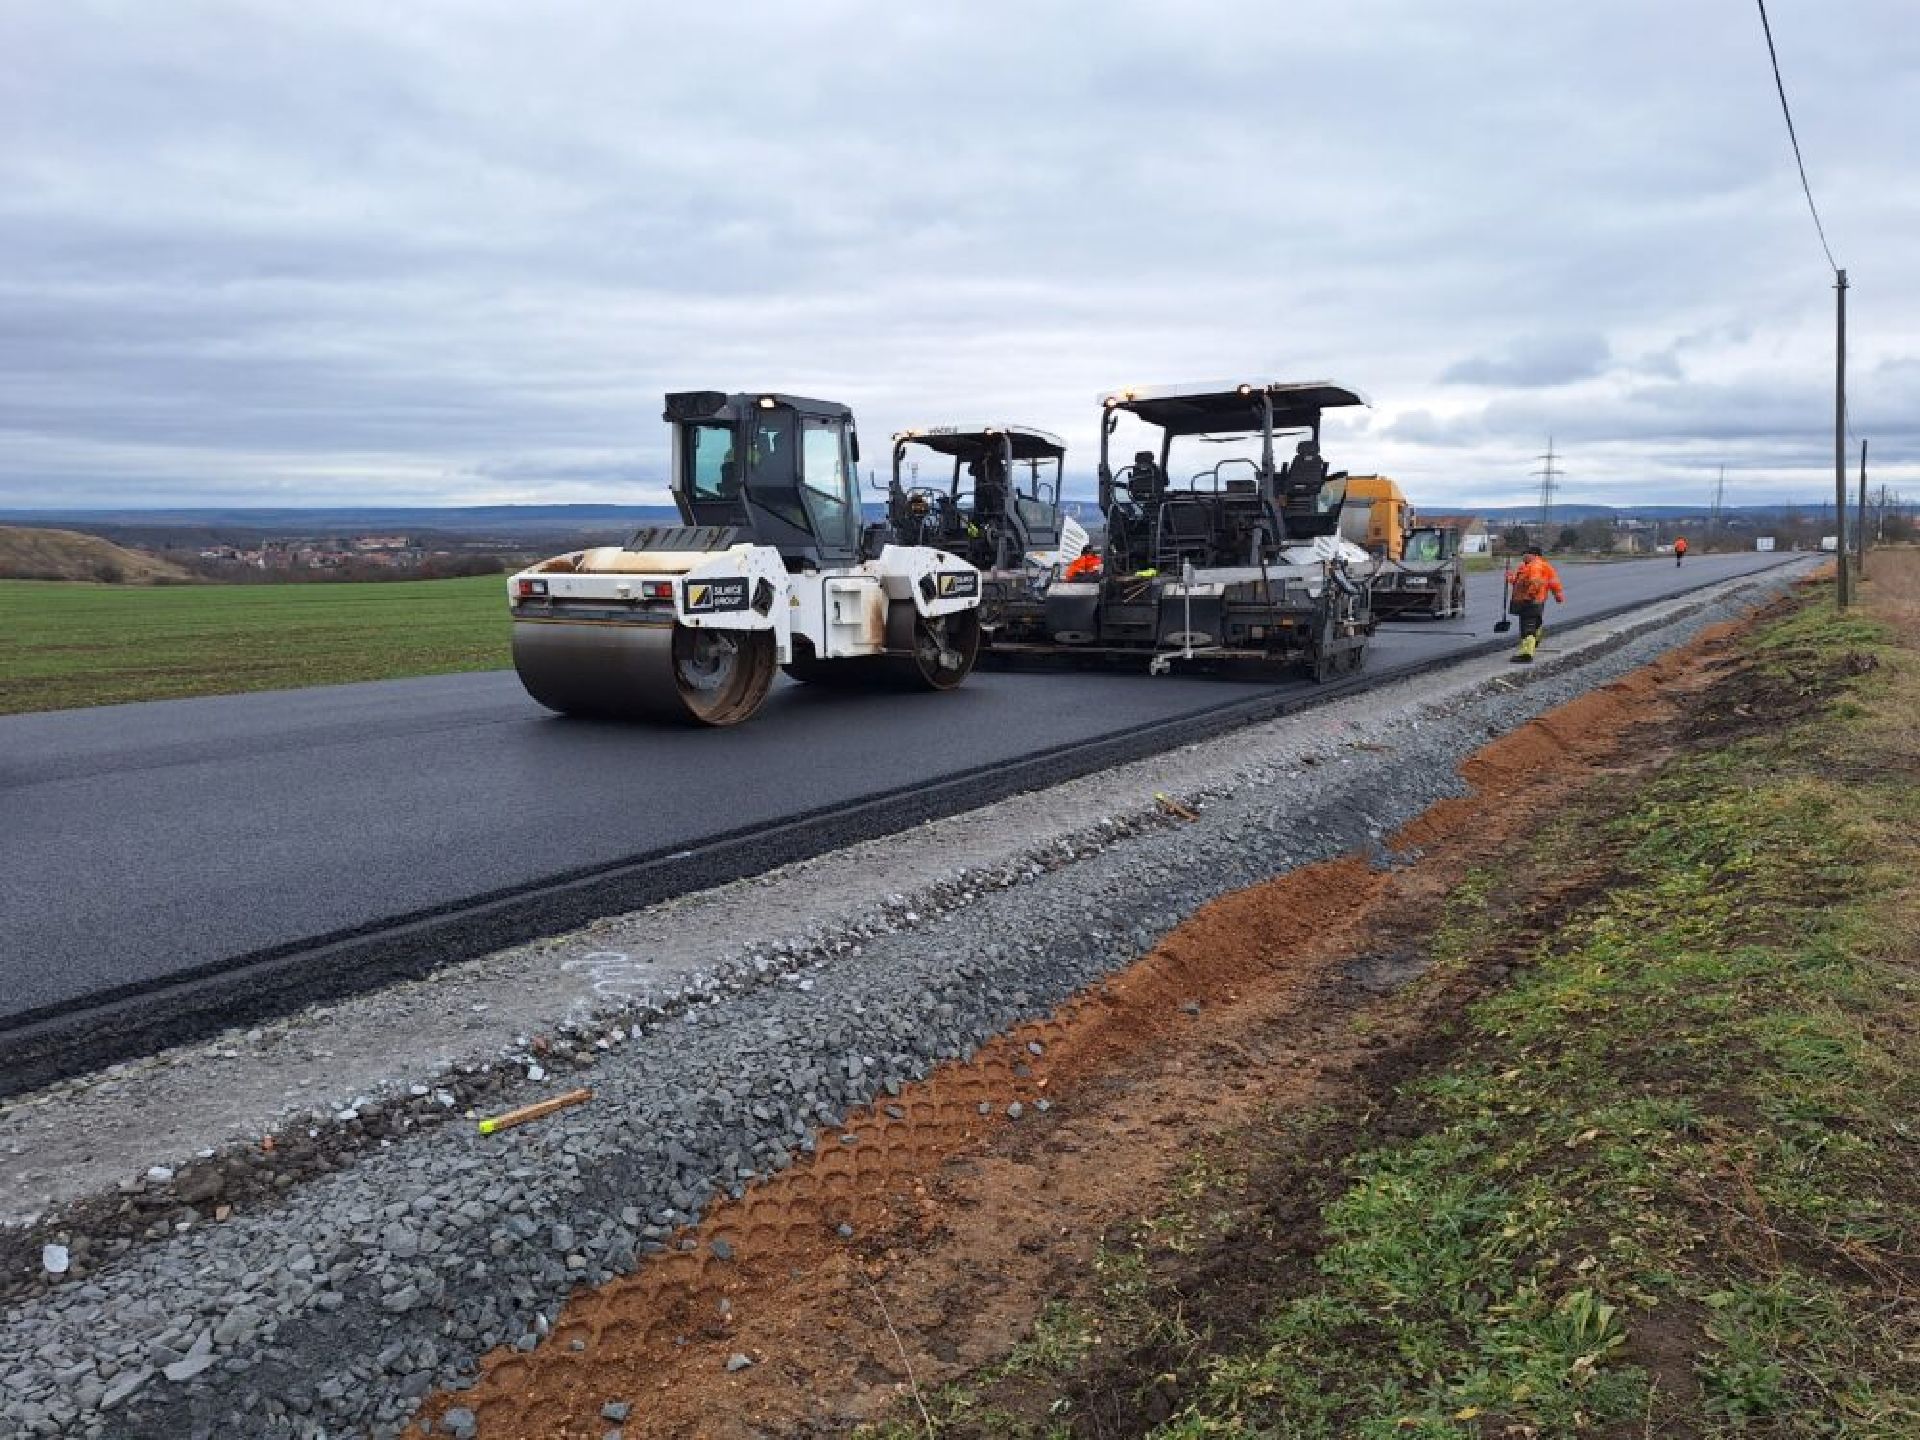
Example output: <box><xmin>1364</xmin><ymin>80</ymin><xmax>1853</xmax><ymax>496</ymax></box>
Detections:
<box><xmin>0</xmin><ymin>554</ymin><xmax>1791</xmax><ymax>1059</ymax></box>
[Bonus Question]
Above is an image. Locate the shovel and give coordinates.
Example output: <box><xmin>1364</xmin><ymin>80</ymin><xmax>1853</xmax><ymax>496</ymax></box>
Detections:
<box><xmin>1493</xmin><ymin>561</ymin><xmax>1513</xmax><ymax>633</ymax></box>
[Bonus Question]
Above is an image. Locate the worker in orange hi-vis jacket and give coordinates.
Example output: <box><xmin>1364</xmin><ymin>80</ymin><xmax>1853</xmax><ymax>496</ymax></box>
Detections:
<box><xmin>1506</xmin><ymin>545</ymin><xmax>1565</xmax><ymax>664</ymax></box>
<box><xmin>1673</xmin><ymin>535</ymin><xmax>1688</xmax><ymax>567</ymax></box>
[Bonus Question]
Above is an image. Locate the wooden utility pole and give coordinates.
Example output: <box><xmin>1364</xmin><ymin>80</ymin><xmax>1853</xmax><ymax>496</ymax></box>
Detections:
<box><xmin>1834</xmin><ymin>269</ymin><xmax>1849</xmax><ymax>608</ymax></box>
<box><xmin>1856</xmin><ymin>438</ymin><xmax>1868</xmax><ymax>578</ymax></box>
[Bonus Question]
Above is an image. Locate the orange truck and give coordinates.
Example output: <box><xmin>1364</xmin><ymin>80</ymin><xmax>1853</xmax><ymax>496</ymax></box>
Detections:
<box><xmin>1339</xmin><ymin>474</ymin><xmax>1466</xmax><ymax>618</ymax></box>
<box><xmin>1340</xmin><ymin>475</ymin><xmax>1416</xmax><ymax>558</ymax></box>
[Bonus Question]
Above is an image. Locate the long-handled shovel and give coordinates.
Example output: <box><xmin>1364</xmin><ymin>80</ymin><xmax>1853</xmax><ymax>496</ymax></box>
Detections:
<box><xmin>1493</xmin><ymin>560</ymin><xmax>1514</xmax><ymax>634</ymax></box>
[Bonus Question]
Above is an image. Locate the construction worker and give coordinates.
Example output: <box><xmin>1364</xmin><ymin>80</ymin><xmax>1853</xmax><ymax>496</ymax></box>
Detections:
<box><xmin>1673</xmin><ymin>535</ymin><xmax>1688</xmax><ymax>566</ymax></box>
<box><xmin>1507</xmin><ymin>544</ymin><xmax>1564</xmax><ymax>664</ymax></box>
<box><xmin>1063</xmin><ymin>550</ymin><xmax>1102</xmax><ymax>581</ymax></box>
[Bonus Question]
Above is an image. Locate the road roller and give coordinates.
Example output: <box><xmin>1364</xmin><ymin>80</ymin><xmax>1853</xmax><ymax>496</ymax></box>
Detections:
<box><xmin>508</xmin><ymin>391</ymin><xmax>985</xmax><ymax>726</ymax></box>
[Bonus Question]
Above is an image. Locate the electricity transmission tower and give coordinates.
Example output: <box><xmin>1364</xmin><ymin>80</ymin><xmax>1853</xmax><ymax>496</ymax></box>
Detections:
<box><xmin>1533</xmin><ymin>437</ymin><xmax>1563</xmax><ymax>541</ymax></box>
<box><xmin>1710</xmin><ymin>465</ymin><xmax>1727</xmax><ymax>543</ymax></box>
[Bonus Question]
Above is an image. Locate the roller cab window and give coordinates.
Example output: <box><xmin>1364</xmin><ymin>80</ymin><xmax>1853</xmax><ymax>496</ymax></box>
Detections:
<box><xmin>685</xmin><ymin>422</ymin><xmax>740</xmax><ymax>502</ymax></box>
<box><xmin>800</xmin><ymin>416</ymin><xmax>860</xmax><ymax>559</ymax></box>
<box><xmin>741</xmin><ymin>410</ymin><xmax>812</xmax><ymax>535</ymax></box>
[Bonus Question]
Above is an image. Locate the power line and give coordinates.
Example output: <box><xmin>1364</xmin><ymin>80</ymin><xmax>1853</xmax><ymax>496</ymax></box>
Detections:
<box><xmin>1754</xmin><ymin>0</ymin><xmax>1840</xmax><ymax>273</ymax></box>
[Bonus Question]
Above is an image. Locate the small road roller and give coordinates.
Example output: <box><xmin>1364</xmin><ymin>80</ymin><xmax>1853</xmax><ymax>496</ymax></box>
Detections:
<box><xmin>508</xmin><ymin>391</ymin><xmax>985</xmax><ymax>726</ymax></box>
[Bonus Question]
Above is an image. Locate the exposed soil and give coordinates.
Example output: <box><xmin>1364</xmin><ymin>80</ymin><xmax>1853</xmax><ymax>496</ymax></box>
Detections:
<box><xmin>1684</xmin><ymin>594</ymin><xmax>1880</xmax><ymax>744</ymax></box>
<box><xmin>425</xmin><ymin>615</ymin><xmax>1763</xmax><ymax>1439</ymax></box>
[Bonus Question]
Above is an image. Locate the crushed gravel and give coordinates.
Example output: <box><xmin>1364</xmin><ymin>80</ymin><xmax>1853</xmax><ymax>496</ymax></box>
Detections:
<box><xmin>0</xmin><ymin>565</ymin><xmax>1809</xmax><ymax>1438</ymax></box>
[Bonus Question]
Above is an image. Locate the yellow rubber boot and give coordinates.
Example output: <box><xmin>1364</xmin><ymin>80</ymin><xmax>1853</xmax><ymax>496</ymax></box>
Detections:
<box><xmin>1511</xmin><ymin>632</ymin><xmax>1538</xmax><ymax>663</ymax></box>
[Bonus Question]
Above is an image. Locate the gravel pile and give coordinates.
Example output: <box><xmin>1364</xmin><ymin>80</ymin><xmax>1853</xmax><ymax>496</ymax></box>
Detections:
<box><xmin>0</xmin><ymin>573</ymin><xmax>1802</xmax><ymax>1438</ymax></box>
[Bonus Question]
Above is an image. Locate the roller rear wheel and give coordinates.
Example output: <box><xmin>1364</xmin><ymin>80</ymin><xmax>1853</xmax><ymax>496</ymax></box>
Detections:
<box><xmin>671</xmin><ymin>625</ymin><xmax>776</xmax><ymax>726</ymax></box>
<box><xmin>886</xmin><ymin>605</ymin><xmax>981</xmax><ymax>690</ymax></box>
<box><xmin>780</xmin><ymin>606</ymin><xmax>981</xmax><ymax>694</ymax></box>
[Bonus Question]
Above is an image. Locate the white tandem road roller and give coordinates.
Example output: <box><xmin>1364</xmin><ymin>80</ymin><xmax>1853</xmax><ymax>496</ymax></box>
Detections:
<box><xmin>508</xmin><ymin>391</ymin><xmax>986</xmax><ymax>726</ymax></box>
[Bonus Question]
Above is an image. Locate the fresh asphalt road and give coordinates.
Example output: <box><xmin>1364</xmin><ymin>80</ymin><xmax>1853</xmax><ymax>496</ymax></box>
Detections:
<box><xmin>0</xmin><ymin>553</ymin><xmax>1791</xmax><ymax>1024</ymax></box>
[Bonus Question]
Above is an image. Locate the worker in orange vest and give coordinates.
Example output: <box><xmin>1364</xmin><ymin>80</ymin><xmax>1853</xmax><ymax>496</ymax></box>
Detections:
<box><xmin>1507</xmin><ymin>545</ymin><xmax>1565</xmax><ymax>663</ymax></box>
<box><xmin>1673</xmin><ymin>535</ymin><xmax>1688</xmax><ymax>567</ymax></box>
<box><xmin>1063</xmin><ymin>550</ymin><xmax>1103</xmax><ymax>581</ymax></box>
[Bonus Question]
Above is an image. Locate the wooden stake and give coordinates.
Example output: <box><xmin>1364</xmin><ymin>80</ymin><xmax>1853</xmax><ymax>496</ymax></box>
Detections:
<box><xmin>478</xmin><ymin>1088</ymin><xmax>592</xmax><ymax>1136</ymax></box>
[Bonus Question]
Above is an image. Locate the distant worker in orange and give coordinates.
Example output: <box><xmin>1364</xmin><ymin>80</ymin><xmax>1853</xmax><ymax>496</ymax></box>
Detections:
<box><xmin>1063</xmin><ymin>550</ymin><xmax>1103</xmax><ymax>581</ymax></box>
<box><xmin>1673</xmin><ymin>535</ymin><xmax>1688</xmax><ymax>567</ymax></box>
<box><xmin>1507</xmin><ymin>544</ymin><xmax>1564</xmax><ymax>664</ymax></box>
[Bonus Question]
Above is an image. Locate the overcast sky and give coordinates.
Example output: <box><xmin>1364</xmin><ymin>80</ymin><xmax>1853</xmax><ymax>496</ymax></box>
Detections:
<box><xmin>3</xmin><ymin>0</ymin><xmax>1914</xmax><ymax>512</ymax></box>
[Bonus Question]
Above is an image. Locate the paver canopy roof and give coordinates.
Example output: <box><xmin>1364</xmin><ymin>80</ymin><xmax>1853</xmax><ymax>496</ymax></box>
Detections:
<box><xmin>894</xmin><ymin>426</ymin><xmax>1066</xmax><ymax>462</ymax></box>
<box><xmin>1100</xmin><ymin>381</ymin><xmax>1370</xmax><ymax>437</ymax></box>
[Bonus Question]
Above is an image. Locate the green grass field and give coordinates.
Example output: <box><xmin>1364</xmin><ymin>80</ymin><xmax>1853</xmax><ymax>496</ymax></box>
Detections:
<box><xmin>0</xmin><ymin>576</ymin><xmax>511</xmax><ymax>715</ymax></box>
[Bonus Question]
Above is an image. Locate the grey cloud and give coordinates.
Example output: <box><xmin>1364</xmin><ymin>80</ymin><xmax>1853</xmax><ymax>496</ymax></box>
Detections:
<box><xmin>1382</xmin><ymin>409</ymin><xmax>1482</xmax><ymax>447</ymax></box>
<box><xmin>1631</xmin><ymin>349</ymin><xmax>1685</xmax><ymax>381</ymax></box>
<box><xmin>1441</xmin><ymin>333</ymin><xmax>1614</xmax><ymax>388</ymax></box>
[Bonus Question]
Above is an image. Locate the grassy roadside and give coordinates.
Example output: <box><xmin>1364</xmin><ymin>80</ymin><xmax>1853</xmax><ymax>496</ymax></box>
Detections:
<box><xmin>873</xmin><ymin>573</ymin><xmax>1919</xmax><ymax>1437</ymax></box>
<box><xmin>0</xmin><ymin>575</ymin><xmax>510</xmax><ymax>714</ymax></box>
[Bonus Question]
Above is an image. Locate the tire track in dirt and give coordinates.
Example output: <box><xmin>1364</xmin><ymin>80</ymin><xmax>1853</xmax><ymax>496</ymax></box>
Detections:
<box><xmin>425</xmin><ymin>616</ymin><xmax>1760</xmax><ymax>1439</ymax></box>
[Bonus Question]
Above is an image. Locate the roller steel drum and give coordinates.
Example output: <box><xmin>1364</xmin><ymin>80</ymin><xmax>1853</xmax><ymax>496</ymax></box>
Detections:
<box><xmin>512</xmin><ymin>619</ymin><xmax>778</xmax><ymax>726</ymax></box>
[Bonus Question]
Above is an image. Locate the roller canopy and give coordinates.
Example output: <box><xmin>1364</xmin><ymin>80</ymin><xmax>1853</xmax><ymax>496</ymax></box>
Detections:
<box><xmin>894</xmin><ymin>425</ymin><xmax>1066</xmax><ymax>462</ymax></box>
<box><xmin>1100</xmin><ymin>381</ymin><xmax>1370</xmax><ymax>436</ymax></box>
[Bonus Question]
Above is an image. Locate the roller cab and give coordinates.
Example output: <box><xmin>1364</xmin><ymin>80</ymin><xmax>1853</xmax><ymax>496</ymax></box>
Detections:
<box><xmin>509</xmin><ymin>392</ymin><xmax>983</xmax><ymax>726</ymax></box>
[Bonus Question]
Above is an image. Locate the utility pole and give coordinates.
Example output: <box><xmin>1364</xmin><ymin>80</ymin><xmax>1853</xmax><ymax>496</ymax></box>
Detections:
<box><xmin>1711</xmin><ymin>464</ymin><xmax>1727</xmax><ymax>547</ymax></box>
<box><xmin>1856</xmin><ymin>438</ymin><xmax>1868</xmax><ymax>578</ymax></box>
<box><xmin>1834</xmin><ymin>269</ymin><xmax>1849</xmax><ymax>608</ymax></box>
<box><xmin>1533</xmin><ymin>436</ymin><xmax>1562</xmax><ymax>547</ymax></box>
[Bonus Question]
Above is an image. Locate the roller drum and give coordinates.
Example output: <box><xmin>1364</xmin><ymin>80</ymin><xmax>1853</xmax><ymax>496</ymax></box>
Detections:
<box><xmin>512</xmin><ymin>619</ymin><xmax>776</xmax><ymax>726</ymax></box>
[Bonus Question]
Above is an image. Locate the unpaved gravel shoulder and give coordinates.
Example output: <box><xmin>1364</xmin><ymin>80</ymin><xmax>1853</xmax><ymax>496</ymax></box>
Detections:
<box><xmin>0</xmin><ymin>561</ymin><xmax>1813</xmax><ymax>1439</ymax></box>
